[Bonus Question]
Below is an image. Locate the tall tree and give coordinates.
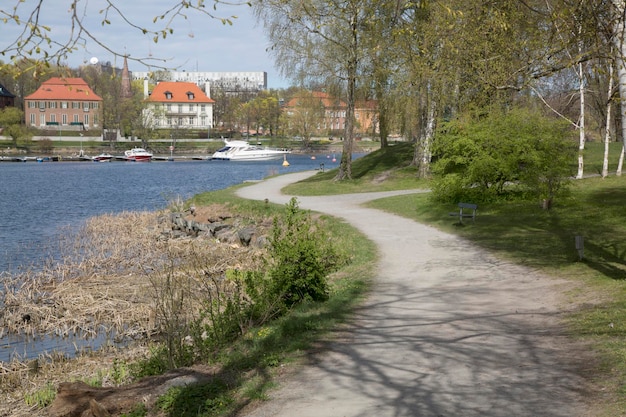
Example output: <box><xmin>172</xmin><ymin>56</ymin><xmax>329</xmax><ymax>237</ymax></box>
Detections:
<box><xmin>253</xmin><ymin>0</ymin><xmax>377</xmax><ymax>180</ymax></box>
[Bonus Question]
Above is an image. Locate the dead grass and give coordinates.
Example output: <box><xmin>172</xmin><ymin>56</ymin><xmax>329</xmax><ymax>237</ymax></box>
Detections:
<box><xmin>0</xmin><ymin>204</ymin><xmax>271</xmax><ymax>411</ymax></box>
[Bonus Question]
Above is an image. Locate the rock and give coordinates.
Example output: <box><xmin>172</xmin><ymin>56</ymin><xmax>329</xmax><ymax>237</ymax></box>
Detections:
<box><xmin>237</xmin><ymin>227</ymin><xmax>256</xmax><ymax>246</ymax></box>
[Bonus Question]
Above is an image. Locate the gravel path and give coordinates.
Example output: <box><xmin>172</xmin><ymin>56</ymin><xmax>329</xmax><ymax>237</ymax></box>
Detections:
<box><xmin>236</xmin><ymin>171</ymin><xmax>592</xmax><ymax>417</ymax></box>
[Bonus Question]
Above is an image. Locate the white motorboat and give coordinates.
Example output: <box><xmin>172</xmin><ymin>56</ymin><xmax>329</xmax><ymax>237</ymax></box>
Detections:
<box><xmin>211</xmin><ymin>140</ymin><xmax>290</xmax><ymax>161</ymax></box>
<box><xmin>124</xmin><ymin>148</ymin><xmax>153</xmax><ymax>162</ymax></box>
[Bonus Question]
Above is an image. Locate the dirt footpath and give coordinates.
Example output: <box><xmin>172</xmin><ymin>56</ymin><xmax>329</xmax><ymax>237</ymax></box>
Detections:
<box><xmin>236</xmin><ymin>171</ymin><xmax>594</xmax><ymax>417</ymax></box>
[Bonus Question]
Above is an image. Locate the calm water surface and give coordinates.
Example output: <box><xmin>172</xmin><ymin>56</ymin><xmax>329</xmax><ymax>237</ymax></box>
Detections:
<box><xmin>0</xmin><ymin>154</ymin><xmax>342</xmax><ymax>362</ymax></box>
<box><xmin>0</xmin><ymin>155</ymin><xmax>337</xmax><ymax>273</ymax></box>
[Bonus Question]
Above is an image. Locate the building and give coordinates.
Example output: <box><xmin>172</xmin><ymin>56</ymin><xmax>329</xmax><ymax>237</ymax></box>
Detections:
<box><xmin>132</xmin><ymin>71</ymin><xmax>267</xmax><ymax>94</ymax></box>
<box><xmin>24</xmin><ymin>77</ymin><xmax>103</xmax><ymax>130</ymax></box>
<box><xmin>0</xmin><ymin>83</ymin><xmax>16</xmax><ymax>109</ymax></box>
<box><xmin>284</xmin><ymin>91</ymin><xmax>379</xmax><ymax>136</ymax></box>
<box><xmin>144</xmin><ymin>81</ymin><xmax>215</xmax><ymax>130</ymax></box>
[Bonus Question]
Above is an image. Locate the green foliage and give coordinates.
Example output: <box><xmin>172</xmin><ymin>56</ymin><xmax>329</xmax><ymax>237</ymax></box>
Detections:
<box><xmin>431</xmin><ymin>107</ymin><xmax>576</xmax><ymax>204</ymax></box>
<box><xmin>265</xmin><ymin>197</ymin><xmax>342</xmax><ymax>311</ymax></box>
<box><xmin>120</xmin><ymin>403</ymin><xmax>147</xmax><ymax>417</ymax></box>
<box><xmin>24</xmin><ymin>382</ymin><xmax>56</xmax><ymax>408</ymax></box>
<box><xmin>156</xmin><ymin>380</ymin><xmax>233</xmax><ymax>417</ymax></box>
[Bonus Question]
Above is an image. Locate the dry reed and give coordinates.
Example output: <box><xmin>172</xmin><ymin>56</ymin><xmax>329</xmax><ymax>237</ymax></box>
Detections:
<box><xmin>1</xmin><ymin>204</ymin><xmax>270</xmax><ymax>408</ymax></box>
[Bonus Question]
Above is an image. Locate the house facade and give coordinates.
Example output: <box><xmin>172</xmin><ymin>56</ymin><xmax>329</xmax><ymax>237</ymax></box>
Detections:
<box><xmin>284</xmin><ymin>91</ymin><xmax>378</xmax><ymax>137</ymax></box>
<box><xmin>24</xmin><ymin>77</ymin><xmax>103</xmax><ymax>130</ymax></box>
<box><xmin>0</xmin><ymin>83</ymin><xmax>16</xmax><ymax>109</ymax></box>
<box><xmin>144</xmin><ymin>81</ymin><xmax>215</xmax><ymax>130</ymax></box>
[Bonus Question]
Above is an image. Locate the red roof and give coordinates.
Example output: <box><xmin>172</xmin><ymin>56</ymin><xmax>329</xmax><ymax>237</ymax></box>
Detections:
<box><xmin>285</xmin><ymin>91</ymin><xmax>346</xmax><ymax>108</ymax></box>
<box><xmin>25</xmin><ymin>77</ymin><xmax>102</xmax><ymax>101</ymax></box>
<box><xmin>147</xmin><ymin>81</ymin><xmax>214</xmax><ymax>104</ymax></box>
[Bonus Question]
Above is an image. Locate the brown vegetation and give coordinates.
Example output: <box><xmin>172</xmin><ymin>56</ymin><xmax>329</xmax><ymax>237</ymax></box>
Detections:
<box><xmin>0</xmin><ymin>203</ymin><xmax>273</xmax><ymax>416</ymax></box>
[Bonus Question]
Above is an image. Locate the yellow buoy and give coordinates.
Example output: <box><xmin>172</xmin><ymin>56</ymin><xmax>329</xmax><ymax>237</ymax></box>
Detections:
<box><xmin>282</xmin><ymin>154</ymin><xmax>290</xmax><ymax>166</ymax></box>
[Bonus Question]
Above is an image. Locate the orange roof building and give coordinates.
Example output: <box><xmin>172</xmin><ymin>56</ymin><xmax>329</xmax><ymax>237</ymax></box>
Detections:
<box><xmin>284</xmin><ymin>91</ymin><xmax>378</xmax><ymax>136</ymax></box>
<box><xmin>24</xmin><ymin>77</ymin><xmax>103</xmax><ymax>130</ymax></box>
<box><xmin>144</xmin><ymin>81</ymin><xmax>215</xmax><ymax>130</ymax></box>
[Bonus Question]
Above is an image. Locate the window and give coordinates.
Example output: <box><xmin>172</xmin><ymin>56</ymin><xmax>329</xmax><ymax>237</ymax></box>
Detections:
<box><xmin>189</xmin><ymin>104</ymin><xmax>195</xmax><ymax>112</ymax></box>
<box><xmin>167</xmin><ymin>103</ymin><xmax>172</xmax><ymax>111</ymax></box>
<box><xmin>61</xmin><ymin>101</ymin><xmax>68</xmax><ymax>109</ymax></box>
<box><xmin>50</xmin><ymin>114</ymin><xmax>56</xmax><ymax>123</ymax></box>
<box><xmin>93</xmin><ymin>114</ymin><xmax>99</xmax><ymax>125</ymax></box>
<box><xmin>201</xmin><ymin>104</ymin><xmax>205</xmax><ymax>112</ymax></box>
<box><xmin>62</xmin><ymin>114</ymin><xmax>67</xmax><ymax>125</ymax></box>
<box><xmin>30</xmin><ymin>114</ymin><xmax>35</xmax><ymax>125</ymax></box>
<box><xmin>178</xmin><ymin>104</ymin><xmax>183</xmax><ymax>113</ymax></box>
<box><xmin>40</xmin><ymin>114</ymin><xmax>45</xmax><ymax>126</ymax></box>
<box><xmin>73</xmin><ymin>114</ymin><xmax>80</xmax><ymax>123</ymax></box>
<box><xmin>49</xmin><ymin>101</ymin><xmax>57</xmax><ymax>109</ymax></box>
<box><xmin>187</xmin><ymin>92</ymin><xmax>195</xmax><ymax>100</ymax></box>
<box><xmin>72</xmin><ymin>102</ymin><xmax>80</xmax><ymax>109</ymax></box>
<box><xmin>165</xmin><ymin>91</ymin><xmax>172</xmax><ymax>100</ymax></box>
<box><xmin>28</xmin><ymin>101</ymin><xmax>36</xmax><ymax>108</ymax></box>
<box><xmin>84</xmin><ymin>114</ymin><xmax>89</xmax><ymax>126</ymax></box>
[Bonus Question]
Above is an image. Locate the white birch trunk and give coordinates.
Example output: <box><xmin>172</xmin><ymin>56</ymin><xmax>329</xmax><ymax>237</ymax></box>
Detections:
<box><xmin>576</xmin><ymin>60</ymin><xmax>585</xmax><ymax>179</ymax></box>
<box><xmin>613</xmin><ymin>0</ymin><xmax>626</xmax><ymax>177</ymax></box>
<box><xmin>603</xmin><ymin>58</ymin><xmax>614</xmax><ymax>178</ymax></box>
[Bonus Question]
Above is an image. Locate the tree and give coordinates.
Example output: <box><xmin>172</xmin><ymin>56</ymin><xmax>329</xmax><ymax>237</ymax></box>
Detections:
<box><xmin>253</xmin><ymin>0</ymin><xmax>377</xmax><ymax>180</ymax></box>
<box><xmin>284</xmin><ymin>90</ymin><xmax>325</xmax><ymax>148</ymax></box>
<box><xmin>1</xmin><ymin>1</ymin><xmax>237</xmax><ymax>72</ymax></box>
<box><xmin>0</xmin><ymin>106</ymin><xmax>32</xmax><ymax>148</ymax></box>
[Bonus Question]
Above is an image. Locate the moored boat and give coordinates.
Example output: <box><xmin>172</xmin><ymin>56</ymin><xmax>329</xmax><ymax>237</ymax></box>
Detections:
<box><xmin>211</xmin><ymin>140</ymin><xmax>290</xmax><ymax>161</ymax></box>
<box><xmin>92</xmin><ymin>153</ymin><xmax>114</xmax><ymax>162</ymax></box>
<box><xmin>124</xmin><ymin>148</ymin><xmax>152</xmax><ymax>162</ymax></box>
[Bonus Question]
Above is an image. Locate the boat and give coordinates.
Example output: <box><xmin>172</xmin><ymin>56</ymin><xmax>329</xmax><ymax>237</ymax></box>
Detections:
<box><xmin>124</xmin><ymin>148</ymin><xmax>153</xmax><ymax>162</ymax></box>
<box><xmin>92</xmin><ymin>153</ymin><xmax>114</xmax><ymax>162</ymax></box>
<box><xmin>211</xmin><ymin>140</ymin><xmax>290</xmax><ymax>161</ymax></box>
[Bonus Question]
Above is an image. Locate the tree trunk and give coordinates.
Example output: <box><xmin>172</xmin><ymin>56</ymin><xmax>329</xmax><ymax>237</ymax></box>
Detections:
<box><xmin>603</xmin><ymin>57</ymin><xmax>614</xmax><ymax>178</ymax></box>
<box><xmin>336</xmin><ymin>11</ymin><xmax>358</xmax><ymax>181</ymax></box>
<box><xmin>576</xmin><ymin>60</ymin><xmax>585</xmax><ymax>179</ymax></box>
<box><xmin>418</xmin><ymin>95</ymin><xmax>437</xmax><ymax>178</ymax></box>
<box><xmin>613</xmin><ymin>0</ymin><xmax>626</xmax><ymax>177</ymax></box>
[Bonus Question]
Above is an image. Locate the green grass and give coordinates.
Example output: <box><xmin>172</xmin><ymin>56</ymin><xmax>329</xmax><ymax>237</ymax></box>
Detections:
<box><xmin>130</xmin><ymin>186</ymin><xmax>377</xmax><ymax>416</ymax></box>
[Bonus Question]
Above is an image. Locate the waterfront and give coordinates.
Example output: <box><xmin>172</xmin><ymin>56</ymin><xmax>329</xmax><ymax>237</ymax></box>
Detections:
<box><xmin>0</xmin><ymin>155</ymin><xmax>336</xmax><ymax>274</ymax></box>
<box><xmin>0</xmin><ymin>154</ymin><xmax>341</xmax><ymax>362</ymax></box>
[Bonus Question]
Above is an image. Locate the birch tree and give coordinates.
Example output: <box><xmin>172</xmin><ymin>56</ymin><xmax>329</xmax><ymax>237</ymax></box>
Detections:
<box><xmin>253</xmin><ymin>0</ymin><xmax>378</xmax><ymax>180</ymax></box>
<box><xmin>612</xmin><ymin>0</ymin><xmax>626</xmax><ymax>176</ymax></box>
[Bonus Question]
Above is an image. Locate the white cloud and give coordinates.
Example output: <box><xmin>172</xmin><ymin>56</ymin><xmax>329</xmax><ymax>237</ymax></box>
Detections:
<box><xmin>1</xmin><ymin>0</ymin><xmax>289</xmax><ymax>88</ymax></box>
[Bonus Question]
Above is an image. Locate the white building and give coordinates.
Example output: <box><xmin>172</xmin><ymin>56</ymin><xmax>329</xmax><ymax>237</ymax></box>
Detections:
<box><xmin>144</xmin><ymin>80</ymin><xmax>214</xmax><ymax>129</ymax></box>
<box><xmin>133</xmin><ymin>71</ymin><xmax>267</xmax><ymax>93</ymax></box>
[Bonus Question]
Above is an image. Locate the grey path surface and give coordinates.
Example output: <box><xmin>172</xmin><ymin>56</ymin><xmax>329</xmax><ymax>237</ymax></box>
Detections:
<box><xmin>236</xmin><ymin>171</ymin><xmax>591</xmax><ymax>417</ymax></box>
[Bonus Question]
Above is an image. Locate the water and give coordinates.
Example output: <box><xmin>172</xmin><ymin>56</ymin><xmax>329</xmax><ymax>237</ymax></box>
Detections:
<box><xmin>0</xmin><ymin>154</ymin><xmax>341</xmax><ymax>362</ymax></box>
<box><xmin>0</xmin><ymin>155</ymin><xmax>337</xmax><ymax>273</ymax></box>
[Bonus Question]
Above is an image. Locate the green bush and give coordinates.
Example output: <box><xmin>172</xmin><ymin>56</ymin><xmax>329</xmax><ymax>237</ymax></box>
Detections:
<box><xmin>265</xmin><ymin>197</ymin><xmax>342</xmax><ymax>311</ymax></box>
<box><xmin>431</xmin><ymin>107</ymin><xmax>576</xmax><ymax>204</ymax></box>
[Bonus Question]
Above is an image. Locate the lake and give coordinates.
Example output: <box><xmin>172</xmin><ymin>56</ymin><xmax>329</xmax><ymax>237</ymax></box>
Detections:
<box><xmin>0</xmin><ymin>153</ymin><xmax>342</xmax><ymax>362</ymax></box>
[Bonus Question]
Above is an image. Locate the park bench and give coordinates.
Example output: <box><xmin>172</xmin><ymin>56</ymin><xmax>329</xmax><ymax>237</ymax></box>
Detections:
<box><xmin>449</xmin><ymin>202</ymin><xmax>478</xmax><ymax>223</ymax></box>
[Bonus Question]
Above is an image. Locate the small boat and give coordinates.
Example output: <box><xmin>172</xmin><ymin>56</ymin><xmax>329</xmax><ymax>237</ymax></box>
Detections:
<box><xmin>92</xmin><ymin>153</ymin><xmax>114</xmax><ymax>162</ymax></box>
<box><xmin>211</xmin><ymin>140</ymin><xmax>290</xmax><ymax>161</ymax></box>
<box><xmin>124</xmin><ymin>148</ymin><xmax>153</xmax><ymax>162</ymax></box>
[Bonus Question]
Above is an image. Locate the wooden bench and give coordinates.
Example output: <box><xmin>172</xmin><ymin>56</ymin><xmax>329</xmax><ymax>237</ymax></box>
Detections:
<box><xmin>449</xmin><ymin>202</ymin><xmax>478</xmax><ymax>223</ymax></box>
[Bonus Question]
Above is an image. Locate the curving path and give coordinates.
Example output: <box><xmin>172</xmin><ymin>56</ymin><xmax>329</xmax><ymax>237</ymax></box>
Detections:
<box><xmin>236</xmin><ymin>171</ymin><xmax>591</xmax><ymax>417</ymax></box>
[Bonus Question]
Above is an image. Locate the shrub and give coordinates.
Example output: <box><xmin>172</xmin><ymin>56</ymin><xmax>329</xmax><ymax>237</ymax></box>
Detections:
<box><xmin>264</xmin><ymin>197</ymin><xmax>342</xmax><ymax>312</ymax></box>
<box><xmin>431</xmin><ymin>107</ymin><xmax>576</xmax><ymax>205</ymax></box>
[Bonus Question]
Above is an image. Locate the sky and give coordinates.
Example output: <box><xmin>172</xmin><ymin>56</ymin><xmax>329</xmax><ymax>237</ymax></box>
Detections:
<box><xmin>1</xmin><ymin>0</ymin><xmax>290</xmax><ymax>89</ymax></box>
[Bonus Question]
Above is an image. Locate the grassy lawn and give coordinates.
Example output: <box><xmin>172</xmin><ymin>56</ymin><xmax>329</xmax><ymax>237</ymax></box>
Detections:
<box><xmin>285</xmin><ymin>140</ymin><xmax>626</xmax><ymax>415</ymax></box>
